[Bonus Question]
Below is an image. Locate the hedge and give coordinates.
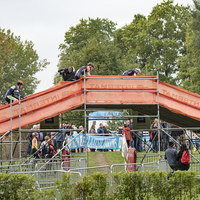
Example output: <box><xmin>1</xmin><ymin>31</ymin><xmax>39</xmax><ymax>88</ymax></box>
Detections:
<box><xmin>1</xmin><ymin>171</ymin><xmax>200</xmax><ymax>199</ymax></box>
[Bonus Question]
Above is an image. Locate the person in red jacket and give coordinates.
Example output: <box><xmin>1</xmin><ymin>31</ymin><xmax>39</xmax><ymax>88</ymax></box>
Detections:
<box><xmin>122</xmin><ymin>124</ymin><xmax>132</xmax><ymax>147</ymax></box>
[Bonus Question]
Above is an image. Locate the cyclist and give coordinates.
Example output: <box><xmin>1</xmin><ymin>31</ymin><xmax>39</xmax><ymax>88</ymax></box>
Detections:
<box><xmin>5</xmin><ymin>80</ymin><xmax>26</xmax><ymax>104</ymax></box>
<box><xmin>47</xmin><ymin>139</ymin><xmax>57</xmax><ymax>158</ymax></box>
<box><xmin>75</xmin><ymin>62</ymin><xmax>94</xmax><ymax>80</ymax></box>
<box><xmin>31</xmin><ymin>132</ymin><xmax>40</xmax><ymax>159</ymax></box>
<box><xmin>122</xmin><ymin>68</ymin><xmax>141</xmax><ymax>76</ymax></box>
<box><xmin>40</xmin><ymin>136</ymin><xmax>50</xmax><ymax>158</ymax></box>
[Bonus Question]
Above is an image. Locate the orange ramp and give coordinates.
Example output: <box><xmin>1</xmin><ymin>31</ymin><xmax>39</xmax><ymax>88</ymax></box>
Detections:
<box><xmin>0</xmin><ymin>75</ymin><xmax>200</xmax><ymax>135</ymax></box>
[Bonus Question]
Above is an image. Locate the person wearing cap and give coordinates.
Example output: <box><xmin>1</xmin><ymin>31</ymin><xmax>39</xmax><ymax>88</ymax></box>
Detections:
<box><xmin>58</xmin><ymin>66</ymin><xmax>76</xmax><ymax>81</ymax></box>
<box><xmin>75</xmin><ymin>62</ymin><xmax>94</xmax><ymax>80</ymax></box>
<box><xmin>31</xmin><ymin>132</ymin><xmax>40</xmax><ymax>158</ymax></box>
<box><xmin>122</xmin><ymin>68</ymin><xmax>141</xmax><ymax>76</ymax></box>
<box><xmin>5</xmin><ymin>80</ymin><xmax>27</xmax><ymax>104</ymax></box>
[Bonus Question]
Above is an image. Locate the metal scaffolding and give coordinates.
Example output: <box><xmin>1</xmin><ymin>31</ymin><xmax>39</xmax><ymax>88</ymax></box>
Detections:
<box><xmin>1</xmin><ymin>72</ymin><xmax>200</xmax><ymax>169</ymax></box>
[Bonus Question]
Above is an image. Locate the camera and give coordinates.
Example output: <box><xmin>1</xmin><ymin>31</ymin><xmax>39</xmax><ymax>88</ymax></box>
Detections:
<box><xmin>58</xmin><ymin>67</ymin><xmax>69</xmax><ymax>75</ymax></box>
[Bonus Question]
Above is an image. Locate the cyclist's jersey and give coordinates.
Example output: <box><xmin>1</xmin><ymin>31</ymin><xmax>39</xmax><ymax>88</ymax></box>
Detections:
<box><xmin>5</xmin><ymin>85</ymin><xmax>24</xmax><ymax>101</ymax></box>
<box><xmin>122</xmin><ymin>69</ymin><xmax>137</xmax><ymax>76</ymax></box>
<box><xmin>32</xmin><ymin>137</ymin><xmax>38</xmax><ymax>150</ymax></box>
<box><xmin>75</xmin><ymin>66</ymin><xmax>90</xmax><ymax>80</ymax></box>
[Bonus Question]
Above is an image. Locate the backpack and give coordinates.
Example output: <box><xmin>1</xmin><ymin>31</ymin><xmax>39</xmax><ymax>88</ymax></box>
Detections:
<box><xmin>181</xmin><ymin>151</ymin><xmax>190</xmax><ymax>164</ymax></box>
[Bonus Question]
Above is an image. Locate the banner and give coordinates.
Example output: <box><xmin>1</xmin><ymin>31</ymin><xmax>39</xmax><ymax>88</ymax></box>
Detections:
<box><xmin>67</xmin><ymin>134</ymin><xmax>122</xmax><ymax>150</ymax></box>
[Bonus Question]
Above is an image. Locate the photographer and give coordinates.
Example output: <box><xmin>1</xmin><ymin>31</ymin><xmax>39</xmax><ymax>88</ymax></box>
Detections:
<box><xmin>58</xmin><ymin>66</ymin><xmax>75</xmax><ymax>81</ymax></box>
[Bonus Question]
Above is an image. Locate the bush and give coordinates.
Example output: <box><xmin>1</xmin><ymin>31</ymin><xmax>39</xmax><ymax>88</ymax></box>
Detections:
<box><xmin>1</xmin><ymin>171</ymin><xmax>200</xmax><ymax>199</ymax></box>
<box><xmin>0</xmin><ymin>173</ymin><xmax>36</xmax><ymax>200</ymax></box>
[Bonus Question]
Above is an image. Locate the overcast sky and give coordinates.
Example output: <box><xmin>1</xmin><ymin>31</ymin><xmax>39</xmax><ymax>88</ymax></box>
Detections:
<box><xmin>0</xmin><ymin>0</ymin><xmax>194</xmax><ymax>93</ymax></box>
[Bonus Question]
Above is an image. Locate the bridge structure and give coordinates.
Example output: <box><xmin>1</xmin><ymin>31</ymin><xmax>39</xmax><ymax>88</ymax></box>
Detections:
<box><xmin>1</xmin><ymin>74</ymin><xmax>200</xmax><ymax>161</ymax></box>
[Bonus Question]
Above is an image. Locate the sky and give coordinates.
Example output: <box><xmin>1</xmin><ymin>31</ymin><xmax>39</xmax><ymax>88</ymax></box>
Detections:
<box><xmin>0</xmin><ymin>0</ymin><xmax>194</xmax><ymax>93</ymax></box>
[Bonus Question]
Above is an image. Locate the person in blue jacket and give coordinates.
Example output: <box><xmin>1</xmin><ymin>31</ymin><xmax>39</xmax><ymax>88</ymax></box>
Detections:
<box><xmin>5</xmin><ymin>80</ymin><xmax>26</xmax><ymax>104</ymax></box>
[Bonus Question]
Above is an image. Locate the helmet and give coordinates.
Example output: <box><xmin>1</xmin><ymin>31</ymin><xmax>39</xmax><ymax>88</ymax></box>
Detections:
<box><xmin>135</xmin><ymin>68</ymin><xmax>141</xmax><ymax>73</ymax></box>
<box><xmin>17</xmin><ymin>80</ymin><xmax>24</xmax><ymax>85</ymax></box>
<box><xmin>32</xmin><ymin>132</ymin><xmax>38</xmax><ymax>136</ymax></box>
<box><xmin>88</xmin><ymin>62</ymin><xmax>94</xmax><ymax>68</ymax></box>
<box><xmin>44</xmin><ymin>136</ymin><xmax>50</xmax><ymax>140</ymax></box>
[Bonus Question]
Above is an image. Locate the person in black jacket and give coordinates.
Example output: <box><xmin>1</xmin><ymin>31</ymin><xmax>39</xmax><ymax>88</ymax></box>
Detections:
<box><xmin>58</xmin><ymin>66</ymin><xmax>75</xmax><ymax>81</ymax></box>
<box><xmin>165</xmin><ymin>142</ymin><xmax>178</xmax><ymax>171</ymax></box>
<box><xmin>176</xmin><ymin>143</ymin><xmax>190</xmax><ymax>171</ymax></box>
<box><xmin>171</xmin><ymin>125</ymin><xmax>183</xmax><ymax>150</ymax></box>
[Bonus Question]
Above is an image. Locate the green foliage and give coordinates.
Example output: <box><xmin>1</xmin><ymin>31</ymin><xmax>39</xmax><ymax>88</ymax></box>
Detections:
<box><xmin>57</xmin><ymin>17</ymin><xmax>122</xmax><ymax>81</ymax></box>
<box><xmin>76</xmin><ymin>173</ymin><xmax>94</xmax><ymax>199</ymax></box>
<box><xmin>0</xmin><ymin>173</ymin><xmax>36</xmax><ymax>200</ymax></box>
<box><xmin>178</xmin><ymin>0</ymin><xmax>200</xmax><ymax>94</ymax></box>
<box><xmin>0</xmin><ymin>28</ymin><xmax>49</xmax><ymax>102</ymax></box>
<box><xmin>1</xmin><ymin>171</ymin><xmax>200</xmax><ymax>199</ymax></box>
<box><xmin>115</xmin><ymin>1</ymin><xmax>191</xmax><ymax>85</ymax></box>
<box><xmin>33</xmin><ymin>188</ymin><xmax>56</xmax><ymax>200</ymax></box>
<box><xmin>55</xmin><ymin>173</ymin><xmax>75</xmax><ymax>200</ymax></box>
<box><xmin>91</xmin><ymin>172</ymin><xmax>109</xmax><ymax>200</ymax></box>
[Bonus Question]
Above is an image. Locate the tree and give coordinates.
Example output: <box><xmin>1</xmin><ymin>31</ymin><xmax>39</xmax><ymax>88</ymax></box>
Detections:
<box><xmin>0</xmin><ymin>28</ymin><xmax>49</xmax><ymax>102</ymax></box>
<box><xmin>178</xmin><ymin>0</ymin><xmax>200</xmax><ymax>94</ymax></box>
<box><xmin>57</xmin><ymin>18</ymin><xmax>123</xmax><ymax>79</ymax></box>
<box><xmin>115</xmin><ymin>0</ymin><xmax>191</xmax><ymax>85</ymax></box>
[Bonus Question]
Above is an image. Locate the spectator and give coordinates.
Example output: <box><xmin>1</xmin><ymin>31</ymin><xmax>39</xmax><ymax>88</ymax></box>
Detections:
<box><xmin>176</xmin><ymin>143</ymin><xmax>190</xmax><ymax>171</ymax></box>
<box><xmin>126</xmin><ymin>120</ymin><xmax>130</xmax><ymax>128</ymax></box>
<box><xmin>26</xmin><ymin>129</ymin><xmax>32</xmax><ymax>157</ymax></box>
<box><xmin>50</xmin><ymin>132</ymin><xmax>57</xmax><ymax>152</ymax></box>
<box><xmin>78</xmin><ymin>126</ymin><xmax>84</xmax><ymax>153</ymax></box>
<box><xmin>150</xmin><ymin>119</ymin><xmax>159</xmax><ymax>152</ymax></box>
<box><xmin>58</xmin><ymin>66</ymin><xmax>75</xmax><ymax>81</ymax></box>
<box><xmin>129</xmin><ymin>119</ymin><xmax>136</xmax><ymax>149</ymax></box>
<box><xmin>75</xmin><ymin>62</ymin><xmax>94</xmax><ymax>80</ymax></box>
<box><xmin>135</xmin><ymin>131</ymin><xmax>143</xmax><ymax>152</ymax></box>
<box><xmin>165</xmin><ymin>141</ymin><xmax>178</xmax><ymax>171</ymax></box>
<box><xmin>97</xmin><ymin>123</ymin><xmax>104</xmax><ymax>151</ymax></box>
<box><xmin>31</xmin><ymin>132</ymin><xmax>40</xmax><ymax>158</ymax></box>
<box><xmin>38</xmin><ymin>124</ymin><xmax>45</xmax><ymax>146</ymax></box>
<box><xmin>56</xmin><ymin>125</ymin><xmax>63</xmax><ymax>151</ymax></box>
<box><xmin>89</xmin><ymin>124</ymin><xmax>96</xmax><ymax>152</ymax></box>
<box><xmin>122</xmin><ymin>124</ymin><xmax>132</xmax><ymax>147</ymax></box>
<box><xmin>171</xmin><ymin>125</ymin><xmax>182</xmax><ymax>150</ymax></box>
<box><xmin>63</xmin><ymin>121</ymin><xmax>72</xmax><ymax>139</ymax></box>
<box><xmin>162</xmin><ymin>121</ymin><xmax>171</xmax><ymax>151</ymax></box>
<box><xmin>103</xmin><ymin>124</ymin><xmax>110</xmax><ymax>151</ymax></box>
<box><xmin>118</xmin><ymin>126</ymin><xmax>123</xmax><ymax>135</ymax></box>
<box><xmin>89</xmin><ymin>124</ymin><xmax>96</xmax><ymax>134</ymax></box>
<box><xmin>193</xmin><ymin>132</ymin><xmax>200</xmax><ymax>150</ymax></box>
<box><xmin>97</xmin><ymin>123</ymin><xmax>104</xmax><ymax>135</ymax></box>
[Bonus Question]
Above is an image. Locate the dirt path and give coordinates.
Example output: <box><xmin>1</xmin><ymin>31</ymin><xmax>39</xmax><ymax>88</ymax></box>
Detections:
<box><xmin>94</xmin><ymin>153</ymin><xmax>109</xmax><ymax>166</ymax></box>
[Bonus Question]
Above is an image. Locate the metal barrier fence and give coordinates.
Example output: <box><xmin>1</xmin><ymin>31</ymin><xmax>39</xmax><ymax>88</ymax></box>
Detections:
<box><xmin>136</xmin><ymin>153</ymin><xmax>160</xmax><ymax>164</ymax></box>
<box><xmin>69</xmin><ymin>165</ymin><xmax>110</xmax><ymax>176</ymax></box>
<box><xmin>0</xmin><ymin>163</ymin><xmax>35</xmax><ymax>173</ymax></box>
<box><xmin>10</xmin><ymin>170</ymin><xmax>82</xmax><ymax>190</ymax></box>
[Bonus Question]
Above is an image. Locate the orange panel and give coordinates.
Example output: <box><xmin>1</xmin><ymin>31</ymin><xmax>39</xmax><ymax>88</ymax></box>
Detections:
<box><xmin>1</xmin><ymin>75</ymin><xmax>200</xmax><ymax>135</ymax></box>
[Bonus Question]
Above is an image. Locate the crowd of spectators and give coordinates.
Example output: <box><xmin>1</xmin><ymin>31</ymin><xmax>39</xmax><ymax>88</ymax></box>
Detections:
<box><xmin>25</xmin><ymin>118</ymin><xmax>200</xmax><ymax>157</ymax></box>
